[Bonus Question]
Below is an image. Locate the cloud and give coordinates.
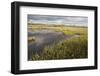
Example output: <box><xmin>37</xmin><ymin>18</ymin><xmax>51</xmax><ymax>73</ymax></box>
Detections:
<box><xmin>28</xmin><ymin>15</ymin><xmax>88</xmax><ymax>25</ymax></box>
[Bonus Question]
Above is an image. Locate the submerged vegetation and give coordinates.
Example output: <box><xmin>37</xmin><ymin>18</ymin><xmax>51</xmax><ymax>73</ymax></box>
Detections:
<box><xmin>28</xmin><ymin>37</ymin><xmax>35</xmax><ymax>44</ymax></box>
<box><xmin>28</xmin><ymin>24</ymin><xmax>88</xmax><ymax>60</ymax></box>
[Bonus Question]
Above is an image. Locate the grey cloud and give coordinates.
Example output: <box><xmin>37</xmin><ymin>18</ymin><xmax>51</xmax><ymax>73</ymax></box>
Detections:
<box><xmin>28</xmin><ymin>15</ymin><xmax>88</xmax><ymax>26</ymax></box>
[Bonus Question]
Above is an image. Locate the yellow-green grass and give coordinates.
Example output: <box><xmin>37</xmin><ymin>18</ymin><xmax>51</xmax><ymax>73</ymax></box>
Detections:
<box><xmin>32</xmin><ymin>36</ymin><xmax>88</xmax><ymax>60</ymax></box>
<box><xmin>28</xmin><ymin>24</ymin><xmax>87</xmax><ymax>36</ymax></box>
<box><xmin>28</xmin><ymin>24</ymin><xmax>88</xmax><ymax>60</ymax></box>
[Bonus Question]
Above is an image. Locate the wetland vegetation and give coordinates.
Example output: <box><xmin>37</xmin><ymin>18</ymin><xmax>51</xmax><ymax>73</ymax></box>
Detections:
<box><xmin>28</xmin><ymin>24</ymin><xmax>88</xmax><ymax>60</ymax></box>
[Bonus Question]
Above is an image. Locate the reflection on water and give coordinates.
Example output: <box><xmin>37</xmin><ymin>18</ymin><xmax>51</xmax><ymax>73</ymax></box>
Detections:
<box><xmin>28</xmin><ymin>30</ymin><xmax>71</xmax><ymax>60</ymax></box>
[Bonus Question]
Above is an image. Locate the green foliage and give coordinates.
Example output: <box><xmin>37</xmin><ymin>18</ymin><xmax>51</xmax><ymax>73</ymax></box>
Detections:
<box><xmin>32</xmin><ymin>36</ymin><xmax>88</xmax><ymax>60</ymax></box>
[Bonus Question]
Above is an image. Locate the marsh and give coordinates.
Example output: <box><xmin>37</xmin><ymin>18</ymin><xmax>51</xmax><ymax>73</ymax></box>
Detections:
<box><xmin>28</xmin><ymin>15</ymin><xmax>88</xmax><ymax>61</ymax></box>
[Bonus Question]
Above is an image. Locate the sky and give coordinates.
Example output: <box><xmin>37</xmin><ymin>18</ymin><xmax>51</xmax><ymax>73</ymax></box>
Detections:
<box><xmin>28</xmin><ymin>14</ymin><xmax>88</xmax><ymax>26</ymax></box>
